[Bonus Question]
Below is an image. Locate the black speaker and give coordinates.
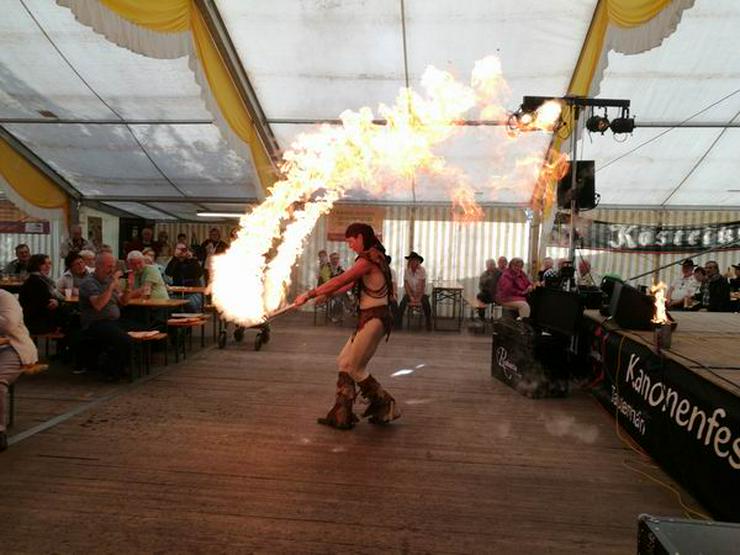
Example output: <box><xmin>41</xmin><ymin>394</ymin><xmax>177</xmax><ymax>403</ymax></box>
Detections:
<box><xmin>608</xmin><ymin>281</ymin><xmax>654</xmax><ymax>331</ymax></box>
<box><xmin>557</xmin><ymin>160</ymin><xmax>596</xmax><ymax>209</ymax></box>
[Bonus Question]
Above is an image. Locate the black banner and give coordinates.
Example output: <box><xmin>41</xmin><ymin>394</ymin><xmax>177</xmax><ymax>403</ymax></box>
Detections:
<box><xmin>551</xmin><ymin>217</ymin><xmax>740</xmax><ymax>253</ymax></box>
<box><xmin>582</xmin><ymin>319</ymin><xmax>740</xmax><ymax>520</ymax></box>
<box><xmin>584</xmin><ymin>219</ymin><xmax>740</xmax><ymax>252</ymax></box>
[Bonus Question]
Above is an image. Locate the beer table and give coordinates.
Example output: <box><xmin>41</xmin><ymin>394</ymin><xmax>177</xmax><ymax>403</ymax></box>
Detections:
<box><xmin>431</xmin><ymin>280</ymin><xmax>464</xmax><ymax>332</ymax></box>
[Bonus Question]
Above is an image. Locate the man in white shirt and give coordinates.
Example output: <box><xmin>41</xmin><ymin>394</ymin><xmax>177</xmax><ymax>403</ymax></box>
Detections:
<box><xmin>667</xmin><ymin>258</ymin><xmax>700</xmax><ymax>309</ymax></box>
<box><xmin>398</xmin><ymin>252</ymin><xmax>432</xmax><ymax>330</ymax></box>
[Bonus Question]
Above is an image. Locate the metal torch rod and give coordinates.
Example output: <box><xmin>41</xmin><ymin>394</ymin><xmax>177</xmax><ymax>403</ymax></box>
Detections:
<box><xmin>263</xmin><ymin>302</ymin><xmax>298</xmax><ymax>322</ymax></box>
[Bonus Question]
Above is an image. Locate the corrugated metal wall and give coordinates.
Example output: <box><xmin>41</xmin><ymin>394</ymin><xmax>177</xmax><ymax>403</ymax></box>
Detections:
<box><xmin>546</xmin><ymin>209</ymin><xmax>740</xmax><ymax>288</ymax></box>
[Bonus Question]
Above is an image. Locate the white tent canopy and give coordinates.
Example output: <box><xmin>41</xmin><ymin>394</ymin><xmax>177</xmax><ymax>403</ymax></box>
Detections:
<box><xmin>1</xmin><ymin>0</ymin><xmax>739</xmax><ymax>220</ymax></box>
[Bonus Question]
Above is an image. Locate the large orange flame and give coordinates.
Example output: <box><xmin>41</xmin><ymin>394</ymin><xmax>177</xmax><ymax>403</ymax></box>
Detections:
<box><xmin>211</xmin><ymin>56</ymin><xmax>564</xmax><ymax>326</ymax></box>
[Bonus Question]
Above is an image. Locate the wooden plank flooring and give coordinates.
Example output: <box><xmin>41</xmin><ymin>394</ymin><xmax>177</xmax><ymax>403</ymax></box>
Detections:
<box><xmin>0</xmin><ymin>314</ymin><xmax>702</xmax><ymax>553</ymax></box>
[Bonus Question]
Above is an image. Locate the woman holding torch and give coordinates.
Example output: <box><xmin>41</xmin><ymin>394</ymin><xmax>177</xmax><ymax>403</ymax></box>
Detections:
<box><xmin>294</xmin><ymin>223</ymin><xmax>401</xmax><ymax>430</ymax></box>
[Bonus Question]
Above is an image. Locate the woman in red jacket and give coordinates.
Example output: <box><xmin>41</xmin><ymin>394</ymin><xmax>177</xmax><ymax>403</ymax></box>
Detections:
<box><xmin>495</xmin><ymin>257</ymin><xmax>534</xmax><ymax>318</ymax></box>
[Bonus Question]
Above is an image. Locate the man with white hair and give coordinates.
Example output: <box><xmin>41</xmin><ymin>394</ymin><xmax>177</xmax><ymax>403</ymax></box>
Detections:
<box><xmin>78</xmin><ymin>252</ymin><xmax>133</xmax><ymax>380</ymax></box>
<box><xmin>78</xmin><ymin>249</ymin><xmax>96</xmax><ymax>273</ymax></box>
<box><xmin>126</xmin><ymin>250</ymin><xmax>168</xmax><ymax>301</ymax></box>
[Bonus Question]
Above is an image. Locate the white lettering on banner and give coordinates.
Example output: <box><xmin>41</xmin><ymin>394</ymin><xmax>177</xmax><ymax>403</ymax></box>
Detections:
<box><xmin>495</xmin><ymin>347</ymin><xmax>520</xmax><ymax>380</ymax></box>
<box><xmin>637</xmin><ymin>229</ymin><xmax>654</xmax><ymax>247</ymax></box>
<box><xmin>655</xmin><ymin>230</ymin><xmax>671</xmax><ymax>246</ymax></box>
<box><xmin>673</xmin><ymin>229</ymin><xmax>685</xmax><ymax>246</ymax></box>
<box><xmin>611</xmin><ymin>386</ymin><xmax>646</xmax><ymax>435</ymax></box>
<box><xmin>621</xmin><ymin>353</ymin><xmax>740</xmax><ymax>471</ymax></box>
<box><xmin>608</xmin><ymin>224</ymin><xmax>638</xmax><ymax>249</ymax></box>
<box><xmin>687</xmin><ymin>229</ymin><xmax>701</xmax><ymax>246</ymax></box>
<box><xmin>702</xmin><ymin>229</ymin><xmax>714</xmax><ymax>247</ymax></box>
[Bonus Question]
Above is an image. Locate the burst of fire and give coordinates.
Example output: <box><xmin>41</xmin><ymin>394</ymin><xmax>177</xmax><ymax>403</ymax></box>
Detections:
<box><xmin>650</xmin><ymin>282</ymin><xmax>669</xmax><ymax>324</ymax></box>
<box><xmin>211</xmin><ymin>56</ymin><xmax>565</xmax><ymax>326</ymax></box>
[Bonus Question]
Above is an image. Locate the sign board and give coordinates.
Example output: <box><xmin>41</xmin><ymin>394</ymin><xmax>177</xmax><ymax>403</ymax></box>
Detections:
<box><xmin>326</xmin><ymin>206</ymin><xmax>384</xmax><ymax>241</ymax></box>
<box><xmin>0</xmin><ymin>221</ymin><xmax>50</xmax><ymax>234</ymax></box>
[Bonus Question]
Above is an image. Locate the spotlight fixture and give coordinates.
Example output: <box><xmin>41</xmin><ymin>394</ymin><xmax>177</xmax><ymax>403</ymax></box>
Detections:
<box><xmin>586</xmin><ymin>111</ymin><xmax>610</xmax><ymax>134</ymax></box>
<box><xmin>610</xmin><ymin>115</ymin><xmax>635</xmax><ymax>134</ymax></box>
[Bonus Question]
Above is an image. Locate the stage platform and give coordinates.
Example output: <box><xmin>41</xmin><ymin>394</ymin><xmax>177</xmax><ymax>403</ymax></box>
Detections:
<box><xmin>581</xmin><ymin>310</ymin><xmax>740</xmax><ymax>521</ymax></box>
<box><xmin>0</xmin><ymin>313</ymin><xmax>697</xmax><ymax>553</ymax></box>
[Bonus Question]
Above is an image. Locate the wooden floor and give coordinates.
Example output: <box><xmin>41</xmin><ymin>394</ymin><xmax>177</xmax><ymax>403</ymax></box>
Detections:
<box><xmin>0</xmin><ymin>314</ymin><xmax>701</xmax><ymax>553</ymax></box>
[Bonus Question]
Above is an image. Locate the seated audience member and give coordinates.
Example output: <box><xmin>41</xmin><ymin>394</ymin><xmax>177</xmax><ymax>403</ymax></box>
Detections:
<box><xmin>666</xmin><ymin>258</ymin><xmax>699</xmax><ymax>309</ymax></box>
<box><xmin>60</xmin><ymin>224</ymin><xmax>93</xmax><ymax>258</ymax></box>
<box><xmin>142</xmin><ymin>247</ymin><xmax>167</xmax><ymax>283</ymax></box>
<box><xmin>476</xmin><ymin>259</ymin><xmax>501</xmax><ymax>320</ymax></box>
<box><xmin>98</xmin><ymin>244</ymin><xmax>126</xmax><ymax>272</ymax></box>
<box><xmin>537</xmin><ymin>257</ymin><xmax>554</xmax><ymax>283</ymax></box>
<box><xmin>79</xmin><ymin>253</ymin><xmax>133</xmax><ymax>380</ymax></box>
<box><xmin>317</xmin><ymin>250</ymin><xmax>331</xmax><ymax>286</ymax></box>
<box><xmin>165</xmin><ymin>243</ymin><xmax>204</xmax><ymax>312</ymax></box>
<box><xmin>693</xmin><ymin>260</ymin><xmax>731</xmax><ymax>312</ymax></box>
<box><xmin>57</xmin><ymin>252</ymin><xmax>90</xmax><ymax>293</ymax></box>
<box><xmin>577</xmin><ymin>259</ymin><xmax>596</xmax><ymax>287</ymax></box>
<box><xmin>228</xmin><ymin>226</ymin><xmax>240</xmax><ymax>243</ymax></box>
<box><xmin>398</xmin><ymin>251</ymin><xmax>432</xmax><ymax>331</ymax></box>
<box><xmin>327</xmin><ymin>252</ymin><xmax>347</xmax><ymax>322</ymax></box>
<box><xmin>731</xmin><ymin>263</ymin><xmax>740</xmax><ymax>292</ymax></box>
<box><xmin>200</xmin><ymin>228</ymin><xmax>228</xmax><ymax>283</ymax></box>
<box><xmin>3</xmin><ymin>244</ymin><xmax>31</xmax><ymax>277</ymax></box>
<box><xmin>79</xmin><ymin>249</ymin><xmax>96</xmax><ymax>273</ymax></box>
<box><xmin>0</xmin><ymin>289</ymin><xmax>39</xmax><ymax>451</ymax></box>
<box><xmin>496</xmin><ymin>257</ymin><xmax>534</xmax><ymax>318</ymax></box>
<box><xmin>127</xmin><ymin>250</ymin><xmax>169</xmax><ymax>301</ymax></box>
<box><xmin>497</xmin><ymin>256</ymin><xmax>508</xmax><ymax>273</ymax></box>
<box><xmin>156</xmin><ymin>230</ymin><xmax>172</xmax><ymax>264</ymax></box>
<box><xmin>18</xmin><ymin>254</ymin><xmax>68</xmax><ymax>334</ymax></box>
<box><xmin>125</xmin><ymin>226</ymin><xmax>160</xmax><ymax>258</ymax></box>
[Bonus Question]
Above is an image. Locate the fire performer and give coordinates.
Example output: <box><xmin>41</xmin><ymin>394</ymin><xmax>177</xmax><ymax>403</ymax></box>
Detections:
<box><xmin>294</xmin><ymin>223</ymin><xmax>401</xmax><ymax>430</ymax></box>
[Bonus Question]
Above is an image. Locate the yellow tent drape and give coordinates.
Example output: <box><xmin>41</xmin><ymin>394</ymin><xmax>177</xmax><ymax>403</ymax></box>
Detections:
<box><xmin>98</xmin><ymin>0</ymin><xmax>276</xmax><ymax>193</ymax></box>
<box><xmin>100</xmin><ymin>0</ymin><xmax>190</xmax><ymax>32</ymax></box>
<box><xmin>0</xmin><ymin>136</ymin><xmax>68</xmax><ymax>217</ymax></box>
<box><xmin>538</xmin><ymin>0</ymin><xmax>677</xmax><ymax>218</ymax></box>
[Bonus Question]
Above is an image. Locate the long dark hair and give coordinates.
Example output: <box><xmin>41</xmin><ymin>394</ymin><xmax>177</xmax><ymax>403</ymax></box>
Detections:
<box><xmin>344</xmin><ymin>222</ymin><xmax>385</xmax><ymax>253</ymax></box>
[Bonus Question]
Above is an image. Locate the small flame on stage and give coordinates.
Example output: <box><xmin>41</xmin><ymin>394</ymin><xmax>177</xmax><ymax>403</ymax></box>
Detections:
<box><xmin>650</xmin><ymin>282</ymin><xmax>669</xmax><ymax>324</ymax></box>
<box><xmin>211</xmin><ymin>56</ymin><xmax>567</xmax><ymax>326</ymax></box>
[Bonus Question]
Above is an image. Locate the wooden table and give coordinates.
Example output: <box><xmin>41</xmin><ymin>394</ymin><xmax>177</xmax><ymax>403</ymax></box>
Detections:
<box><xmin>431</xmin><ymin>280</ymin><xmax>465</xmax><ymax>332</ymax></box>
<box><xmin>0</xmin><ymin>279</ymin><xmax>24</xmax><ymax>293</ymax></box>
<box><xmin>167</xmin><ymin>286</ymin><xmax>208</xmax><ymax>295</ymax></box>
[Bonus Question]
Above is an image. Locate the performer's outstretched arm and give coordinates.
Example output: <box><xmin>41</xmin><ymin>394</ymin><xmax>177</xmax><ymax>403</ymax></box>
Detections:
<box><xmin>295</xmin><ymin>258</ymin><xmax>373</xmax><ymax>306</ymax></box>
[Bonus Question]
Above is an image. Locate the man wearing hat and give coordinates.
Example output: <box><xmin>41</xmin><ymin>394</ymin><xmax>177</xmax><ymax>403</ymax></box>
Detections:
<box><xmin>666</xmin><ymin>258</ymin><xmax>700</xmax><ymax>309</ymax></box>
<box><xmin>398</xmin><ymin>251</ymin><xmax>432</xmax><ymax>330</ymax></box>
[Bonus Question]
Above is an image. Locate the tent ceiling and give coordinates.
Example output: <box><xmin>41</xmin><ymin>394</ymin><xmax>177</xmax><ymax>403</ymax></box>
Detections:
<box><xmin>215</xmin><ymin>0</ymin><xmax>596</xmax><ymax>204</ymax></box>
<box><xmin>2</xmin><ymin>0</ymin><xmax>739</xmax><ymax>218</ymax></box>
<box><xmin>0</xmin><ymin>0</ymin><xmax>259</xmax><ymax>221</ymax></box>
<box><xmin>578</xmin><ymin>0</ymin><xmax>740</xmax><ymax>208</ymax></box>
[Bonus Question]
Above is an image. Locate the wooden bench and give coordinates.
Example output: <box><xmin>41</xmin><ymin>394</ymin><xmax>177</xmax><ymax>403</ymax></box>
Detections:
<box><xmin>167</xmin><ymin>317</ymin><xmax>208</xmax><ymax>362</ymax></box>
<box><xmin>128</xmin><ymin>331</ymin><xmax>168</xmax><ymax>380</ymax></box>
<box><xmin>30</xmin><ymin>331</ymin><xmax>65</xmax><ymax>360</ymax></box>
<box><xmin>7</xmin><ymin>363</ymin><xmax>49</xmax><ymax>429</ymax></box>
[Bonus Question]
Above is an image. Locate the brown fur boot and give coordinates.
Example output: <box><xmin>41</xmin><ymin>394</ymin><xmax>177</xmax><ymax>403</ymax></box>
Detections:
<box><xmin>357</xmin><ymin>374</ymin><xmax>401</xmax><ymax>425</ymax></box>
<box><xmin>317</xmin><ymin>372</ymin><xmax>359</xmax><ymax>430</ymax></box>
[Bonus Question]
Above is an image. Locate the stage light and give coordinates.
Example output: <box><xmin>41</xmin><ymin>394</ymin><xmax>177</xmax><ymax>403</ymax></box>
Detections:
<box><xmin>586</xmin><ymin>114</ymin><xmax>610</xmax><ymax>134</ymax></box>
<box><xmin>610</xmin><ymin>116</ymin><xmax>635</xmax><ymax>134</ymax></box>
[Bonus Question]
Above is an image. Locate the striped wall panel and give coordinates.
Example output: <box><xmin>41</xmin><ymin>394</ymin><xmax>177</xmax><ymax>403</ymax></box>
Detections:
<box><xmin>153</xmin><ymin>222</ymin><xmax>237</xmax><ymax>247</ymax></box>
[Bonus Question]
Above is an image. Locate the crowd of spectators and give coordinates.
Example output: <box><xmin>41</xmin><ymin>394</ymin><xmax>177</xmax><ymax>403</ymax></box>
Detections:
<box><xmin>0</xmin><ymin>224</ymin><xmax>239</xmax><ymax>382</ymax></box>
